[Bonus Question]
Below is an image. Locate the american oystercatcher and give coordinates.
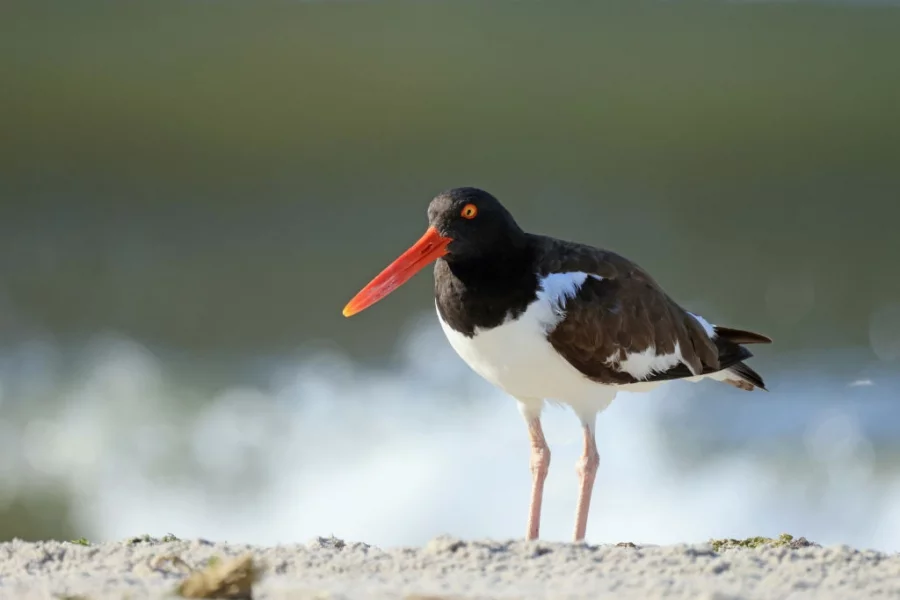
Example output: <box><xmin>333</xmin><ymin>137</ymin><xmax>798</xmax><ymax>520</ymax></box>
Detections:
<box><xmin>343</xmin><ymin>187</ymin><xmax>771</xmax><ymax>542</ymax></box>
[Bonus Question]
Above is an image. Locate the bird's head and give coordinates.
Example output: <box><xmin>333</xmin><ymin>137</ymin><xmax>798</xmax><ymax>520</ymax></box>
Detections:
<box><xmin>343</xmin><ymin>187</ymin><xmax>524</xmax><ymax>317</ymax></box>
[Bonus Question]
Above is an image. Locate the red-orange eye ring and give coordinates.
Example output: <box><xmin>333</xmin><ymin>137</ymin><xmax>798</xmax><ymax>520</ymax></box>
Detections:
<box><xmin>461</xmin><ymin>204</ymin><xmax>478</xmax><ymax>219</ymax></box>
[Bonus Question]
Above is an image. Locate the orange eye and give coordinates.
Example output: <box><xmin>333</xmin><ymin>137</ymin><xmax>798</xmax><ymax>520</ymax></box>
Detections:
<box><xmin>461</xmin><ymin>204</ymin><xmax>478</xmax><ymax>219</ymax></box>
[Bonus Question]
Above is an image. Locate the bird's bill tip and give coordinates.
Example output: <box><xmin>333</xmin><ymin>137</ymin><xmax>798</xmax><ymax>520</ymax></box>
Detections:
<box><xmin>342</xmin><ymin>226</ymin><xmax>452</xmax><ymax>318</ymax></box>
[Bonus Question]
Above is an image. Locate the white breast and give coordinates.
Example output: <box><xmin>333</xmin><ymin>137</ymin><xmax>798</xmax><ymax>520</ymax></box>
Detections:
<box><xmin>436</xmin><ymin>272</ymin><xmax>621</xmax><ymax>420</ymax></box>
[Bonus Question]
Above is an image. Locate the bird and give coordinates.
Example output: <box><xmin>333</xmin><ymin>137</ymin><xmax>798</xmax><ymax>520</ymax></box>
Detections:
<box><xmin>342</xmin><ymin>187</ymin><xmax>771</xmax><ymax>543</ymax></box>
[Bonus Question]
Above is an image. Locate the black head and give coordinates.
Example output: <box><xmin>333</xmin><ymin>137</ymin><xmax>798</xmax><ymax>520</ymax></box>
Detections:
<box><xmin>427</xmin><ymin>187</ymin><xmax>526</xmax><ymax>262</ymax></box>
<box><xmin>342</xmin><ymin>187</ymin><xmax>527</xmax><ymax>317</ymax></box>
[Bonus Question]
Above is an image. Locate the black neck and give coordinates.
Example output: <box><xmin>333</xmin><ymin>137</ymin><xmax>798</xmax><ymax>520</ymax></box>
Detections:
<box><xmin>434</xmin><ymin>244</ymin><xmax>539</xmax><ymax>337</ymax></box>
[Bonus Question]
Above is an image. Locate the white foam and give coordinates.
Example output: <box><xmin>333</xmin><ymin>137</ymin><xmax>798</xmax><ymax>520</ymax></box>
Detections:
<box><xmin>0</xmin><ymin>325</ymin><xmax>898</xmax><ymax>551</ymax></box>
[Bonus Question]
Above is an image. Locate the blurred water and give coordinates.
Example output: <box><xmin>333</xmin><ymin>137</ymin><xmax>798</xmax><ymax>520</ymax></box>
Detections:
<box><xmin>1</xmin><ymin>320</ymin><xmax>898</xmax><ymax>551</ymax></box>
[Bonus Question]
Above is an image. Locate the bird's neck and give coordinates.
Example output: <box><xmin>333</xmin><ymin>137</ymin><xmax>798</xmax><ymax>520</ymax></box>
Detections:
<box><xmin>434</xmin><ymin>246</ymin><xmax>539</xmax><ymax>336</ymax></box>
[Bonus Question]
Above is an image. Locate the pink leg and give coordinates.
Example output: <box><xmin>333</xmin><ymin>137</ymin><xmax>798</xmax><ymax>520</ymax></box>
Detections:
<box><xmin>573</xmin><ymin>421</ymin><xmax>599</xmax><ymax>542</ymax></box>
<box><xmin>526</xmin><ymin>417</ymin><xmax>550</xmax><ymax>541</ymax></box>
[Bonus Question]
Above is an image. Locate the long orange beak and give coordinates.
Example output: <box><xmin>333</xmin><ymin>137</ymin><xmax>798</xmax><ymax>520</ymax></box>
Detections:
<box><xmin>342</xmin><ymin>226</ymin><xmax>452</xmax><ymax>317</ymax></box>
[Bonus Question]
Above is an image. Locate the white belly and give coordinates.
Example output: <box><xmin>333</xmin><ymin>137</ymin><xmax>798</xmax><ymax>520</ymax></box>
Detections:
<box><xmin>436</xmin><ymin>297</ymin><xmax>621</xmax><ymax>420</ymax></box>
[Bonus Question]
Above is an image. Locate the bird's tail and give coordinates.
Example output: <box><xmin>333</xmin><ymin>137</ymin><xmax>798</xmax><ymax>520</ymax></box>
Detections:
<box><xmin>713</xmin><ymin>326</ymin><xmax>772</xmax><ymax>392</ymax></box>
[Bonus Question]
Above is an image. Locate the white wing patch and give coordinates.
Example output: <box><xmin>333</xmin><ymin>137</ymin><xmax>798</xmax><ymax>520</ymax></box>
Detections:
<box><xmin>533</xmin><ymin>272</ymin><xmax>603</xmax><ymax>332</ymax></box>
<box><xmin>606</xmin><ymin>342</ymin><xmax>686</xmax><ymax>380</ymax></box>
<box><xmin>688</xmin><ymin>312</ymin><xmax>716</xmax><ymax>339</ymax></box>
<box><xmin>607</xmin><ymin>311</ymin><xmax>717</xmax><ymax>381</ymax></box>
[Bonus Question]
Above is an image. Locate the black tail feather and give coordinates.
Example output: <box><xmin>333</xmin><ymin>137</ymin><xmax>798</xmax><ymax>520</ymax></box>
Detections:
<box><xmin>714</xmin><ymin>325</ymin><xmax>770</xmax><ymax>391</ymax></box>
<box><xmin>714</xmin><ymin>326</ymin><xmax>772</xmax><ymax>345</ymax></box>
<box><xmin>728</xmin><ymin>361</ymin><xmax>768</xmax><ymax>391</ymax></box>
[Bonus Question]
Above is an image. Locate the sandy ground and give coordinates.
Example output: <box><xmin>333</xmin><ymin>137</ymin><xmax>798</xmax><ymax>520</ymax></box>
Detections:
<box><xmin>1</xmin><ymin>536</ymin><xmax>898</xmax><ymax>599</ymax></box>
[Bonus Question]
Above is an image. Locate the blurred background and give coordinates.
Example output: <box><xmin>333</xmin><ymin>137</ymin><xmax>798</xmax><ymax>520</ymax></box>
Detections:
<box><xmin>2</xmin><ymin>1</ymin><xmax>900</xmax><ymax>550</ymax></box>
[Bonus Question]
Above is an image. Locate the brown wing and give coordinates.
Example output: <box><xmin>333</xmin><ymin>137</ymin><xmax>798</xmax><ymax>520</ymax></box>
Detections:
<box><xmin>529</xmin><ymin>235</ymin><xmax>729</xmax><ymax>386</ymax></box>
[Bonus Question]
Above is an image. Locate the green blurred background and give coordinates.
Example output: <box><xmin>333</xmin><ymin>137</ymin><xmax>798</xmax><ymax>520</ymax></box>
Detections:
<box><xmin>1</xmin><ymin>1</ymin><xmax>900</xmax><ymax>546</ymax></box>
